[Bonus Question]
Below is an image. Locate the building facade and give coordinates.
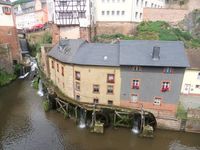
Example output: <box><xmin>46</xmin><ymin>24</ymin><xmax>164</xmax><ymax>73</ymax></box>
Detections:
<box><xmin>49</xmin><ymin>0</ymin><xmax>95</xmax><ymax>42</ymax></box>
<box><xmin>14</xmin><ymin>0</ymin><xmax>48</xmax><ymax>29</ymax></box>
<box><xmin>45</xmin><ymin>39</ymin><xmax>189</xmax><ymax>116</ymax></box>
<box><xmin>0</xmin><ymin>0</ymin><xmax>21</xmax><ymax>65</ymax></box>
<box><xmin>181</xmin><ymin>49</ymin><xmax>200</xmax><ymax>95</ymax></box>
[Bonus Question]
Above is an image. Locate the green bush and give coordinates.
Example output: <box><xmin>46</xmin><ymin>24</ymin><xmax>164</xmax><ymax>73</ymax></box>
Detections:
<box><xmin>43</xmin><ymin>100</ymin><xmax>50</xmax><ymax>112</ymax></box>
<box><xmin>135</xmin><ymin>32</ymin><xmax>159</xmax><ymax>40</ymax></box>
<box><xmin>33</xmin><ymin>78</ymin><xmax>39</xmax><ymax>89</ymax></box>
<box><xmin>0</xmin><ymin>70</ymin><xmax>16</xmax><ymax>87</ymax></box>
<box><xmin>176</xmin><ymin>103</ymin><xmax>187</xmax><ymax>119</ymax></box>
<box><xmin>28</xmin><ymin>31</ymin><xmax>52</xmax><ymax>57</ymax></box>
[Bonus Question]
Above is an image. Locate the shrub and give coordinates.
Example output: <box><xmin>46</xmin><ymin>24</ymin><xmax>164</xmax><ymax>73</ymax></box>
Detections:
<box><xmin>43</xmin><ymin>100</ymin><xmax>50</xmax><ymax>112</ymax></box>
<box><xmin>176</xmin><ymin>103</ymin><xmax>187</xmax><ymax>119</ymax></box>
<box><xmin>0</xmin><ymin>70</ymin><xmax>16</xmax><ymax>87</ymax></box>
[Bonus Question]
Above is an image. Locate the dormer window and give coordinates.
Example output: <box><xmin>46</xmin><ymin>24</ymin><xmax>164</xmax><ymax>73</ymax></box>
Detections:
<box><xmin>132</xmin><ymin>66</ymin><xmax>142</xmax><ymax>72</ymax></box>
<box><xmin>2</xmin><ymin>7</ymin><xmax>11</xmax><ymax>15</ymax></box>
<box><xmin>163</xmin><ymin>67</ymin><xmax>173</xmax><ymax>74</ymax></box>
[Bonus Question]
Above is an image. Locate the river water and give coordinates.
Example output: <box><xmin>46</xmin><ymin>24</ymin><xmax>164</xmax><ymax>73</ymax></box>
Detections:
<box><xmin>0</xmin><ymin>80</ymin><xmax>199</xmax><ymax>150</ymax></box>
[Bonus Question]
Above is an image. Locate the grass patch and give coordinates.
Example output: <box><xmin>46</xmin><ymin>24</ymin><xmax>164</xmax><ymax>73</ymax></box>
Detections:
<box><xmin>43</xmin><ymin>100</ymin><xmax>50</xmax><ymax>112</ymax></box>
<box><xmin>0</xmin><ymin>70</ymin><xmax>16</xmax><ymax>87</ymax></box>
<box><xmin>32</xmin><ymin>78</ymin><xmax>39</xmax><ymax>89</ymax></box>
<box><xmin>176</xmin><ymin>103</ymin><xmax>187</xmax><ymax>119</ymax></box>
<box><xmin>28</xmin><ymin>31</ymin><xmax>52</xmax><ymax>57</ymax></box>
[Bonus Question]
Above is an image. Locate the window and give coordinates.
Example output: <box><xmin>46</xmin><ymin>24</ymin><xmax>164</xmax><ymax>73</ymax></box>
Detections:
<box><xmin>2</xmin><ymin>6</ymin><xmax>11</xmax><ymax>15</ymax></box>
<box><xmin>141</xmin><ymin>0</ymin><xmax>143</xmax><ymax>6</ymax></box>
<box><xmin>151</xmin><ymin>3</ymin><xmax>153</xmax><ymax>7</ymax></box>
<box><xmin>75</xmin><ymin>71</ymin><xmax>80</xmax><ymax>80</ymax></box>
<box><xmin>107</xmin><ymin>0</ymin><xmax>110</xmax><ymax>2</ymax></box>
<box><xmin>145</xmin><ymin>1</ymin><xmax>147</xmax><ymax>7</ymax></box>
<box><xmin>153</xmin><ymin>97</ymin><xmax>162</xmax><ymax>106</ymax></box>
<box><xmin>122</xmin><ymin>0</ymin><xmax>125</xmax><ymax>2</ymax></box>
<box><xmin>93</xmin><ymin>98</ymin><xmax>99</xmax><ymax>104</ymax></box>
<box><xmin>107</xmin><ymin>11</ymin><xmax>110</xmax><ymax>15</ymax></box>
<box><xmin>140</xmin><ymin>13</ymin><xmax>142</xmax><ymax>19</ymax></box>
<box><xmin>197</xmin><ymin>72</ymin><xmax>200</xmax><ymax>79</ymax></box>
<box><xmin>102</xmin><ymin>0</ymin><xmax>105</xmax><ymax>2</ymax></box>
<box><xmin>93</xmin><ymin>84</ymin><xmax>100</xmax><ymax>93</ymax></box>
<box><xmin>78</xmin><ymin>11</ymin><xmax>86</xmax><ymax>18</ymax></box>
<box><xmin>131</xmin><ymin>94</ymin><xmax>138</xmax><ymax>102</ymax></box>
<box><xmin>112</xmin><ymin>11</ymin><xmax>115</xmax><ymax>15</ymax></box>
<box><xmin>117</xmin><ymin>11</ymin><xmax>120</xmax><ymax>15</ymax></box>
<box><xmin>132</xmin><ymin>66</ymin><xmax>142</xmax><ymax>72</ymax></box>
<box><xmin>61</xmin><ymin>66</ymin><xmax>64</xmax><ymax>76</ymax></box>
<box><xmin>132</xmin><ymin>80</ymin><xmax>140</xmax><ymax>89</ymax></box>
<box><xmin>102</xmin><ymin>11</ymin><xmax>105</xmax><ymax>15</ymax></box>
<box><xmin>51</xmin><ymin>60</ymin><xmax>54</xmax><ymax>69</ymax></box>
<box><xmin>135</xmin><ymin>12</ymin><xmax>138</xmax><ymax>19</ymax></box>
<box><xmin>196</xmin><ymin>85</ymin><xmax>200</xmax><ymax>89</ymax></box>
<box><xmin>76</xmin><ymin>95</ymin><xmax>80</xmax><ymax>101</ymax></box>
<box><xmin>75</xmin><ymin>82</ymin><xmax>80</xmax><ymax>91</ymax></box>
<box><xmin>107</xmin><ymin>74</ymin><xmax>115</xmax><ymax>83</ymax></box>
<box><xmin>121</xmin><ymin>11</ymin><xmax>125</xmax><ymax>15</ymax></box>
<box><xmin>112</xmin><ymin>0</ymin><xmax>115</xmax><ymax>2</ymax></box>
<box><xmin>107</xmin><ymin>85</ymin><xmax>114</xmax><ymax>94</ymax></box>
<box><xmin>163</xmin><ymin>67</ymin><xmax>173</xmax><ymax>74</ymax></box>
<box><xmin>108</xmin><ymin>100</ymin><xmax>113</xmax><ymax>105</ymax></box>
<box><xmin>57</xmin><ymin>63</ymin><xmax>59</xmax><ymax>72</ymax></box>
<box><xmin>161</xmin><ymin>81</ymin><xmax>170</xmax><ymax>92</ymax></box>
<box><xmin>136</xmin><ymin>0</ymin><xmax>139</xmax><ymax>6</ymax></box>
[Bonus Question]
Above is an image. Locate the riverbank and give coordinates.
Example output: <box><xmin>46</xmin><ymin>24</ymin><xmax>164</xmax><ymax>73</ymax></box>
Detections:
<box><xmin>0</xmin><ymin>70</ymin><xmax>16</xmax><ymax>87</ymax></box>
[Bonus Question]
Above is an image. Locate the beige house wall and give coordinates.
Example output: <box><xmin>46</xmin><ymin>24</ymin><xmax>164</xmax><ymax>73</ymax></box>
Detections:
<box><xmin>60</xmin><ymin>26</ymin><xmax>80</xmax><ymax>39</ymax></box>
<box><xmin>49</xmin><ymin>58</ymin><xmax>121</xmax><ymax>106</ymax></box>
<box><xmin>181</xmin><ymin>69</ymin><xmax>200</xmax><ymax>95</ymax></box>
<box><xmin>73</xmin><ymin>65</ymin><xmax>121</xmax><ymax>106</ymax></box>
<box><xmin>49</xmin><ymin>57</ymin><xmax>74</xmax><ymax>98</ymax></box>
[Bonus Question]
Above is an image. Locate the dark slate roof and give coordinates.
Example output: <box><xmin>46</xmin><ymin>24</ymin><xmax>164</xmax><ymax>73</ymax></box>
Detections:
<box><xmin>186</xmin><ymin>49</ymin><xmax>200</xmax><ymax>69</ymax></box>
<box><xmin>119</xmin><ymin>40</ymin><xmax>189</xmax><ymax>67</ymax></box>
<box><xmin>48</xmin><ymin>39</ymin><xmax>85</xmax><ymax>63</ymax></box>
<box><xmin>73</xmin><ymin>43</ymin><xmax>119</xmax><ymax>66</ymax></box>
<box><xmin>0</xmin><ymin>0</ymin><xmax>12</xmax><ymax>5</ymax></box>
<box><xmin>48</xmin><ymin>39</ymin><xmax>189</xmax><ymax>68</ymax></box>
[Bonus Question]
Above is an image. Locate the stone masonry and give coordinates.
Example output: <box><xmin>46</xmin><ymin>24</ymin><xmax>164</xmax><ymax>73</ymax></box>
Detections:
<box><xmin>0</xmin><ymin>26</ymin><xmax>21</xmax><ymax>63</ymax></box>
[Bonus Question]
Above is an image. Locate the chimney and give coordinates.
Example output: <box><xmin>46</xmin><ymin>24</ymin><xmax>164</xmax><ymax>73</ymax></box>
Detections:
<box><xmin>152</xmin><ymin>46</ymin><xmax>160</xmax><ymax>61</ymax></box>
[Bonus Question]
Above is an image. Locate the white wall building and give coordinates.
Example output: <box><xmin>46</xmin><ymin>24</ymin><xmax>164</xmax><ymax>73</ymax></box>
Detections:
<box><xmin>181</xmin><ymin>49</ymin><xmax>200</xmax><ymax>95</ymax></box>
<box><xmin>0</xmin><ymin>2</ymin><xmax>14</xmax><ymax>26</ymax></box>
<box><xmin>53</xmin><ymin>0</ymin><xmax>94</xmax><ymax>27</ymax></box>
<box><xmin>95</xmin><ymin>0</ymin><xmax>165</xmax><ymax>22</ymax></box>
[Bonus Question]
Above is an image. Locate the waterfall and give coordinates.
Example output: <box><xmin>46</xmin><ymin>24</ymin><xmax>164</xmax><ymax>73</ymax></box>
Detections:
<box><xmin>79</xmin><ymin>109</ymin><xmax>86</xmax><ymax>129</ymax></box>
<box><xmin>19</xmin><ymin>66</ymin><xmax>29</xmax><ymax>79</ymax></box>
<box><xmin>37</xmin><ymin>79</ymin><xmax>44</xmax><ymax>97</ymax></box>
<box><xmin>131</xmin><ymin>121</ymin><xmax>140</xmax><ymax>134</ymax></box>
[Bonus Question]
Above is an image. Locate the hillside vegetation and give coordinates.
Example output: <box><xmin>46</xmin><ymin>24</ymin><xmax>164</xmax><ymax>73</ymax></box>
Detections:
<box><xmin>94</xmin><ymin>21</ymin><xmax>200</xmax><ymax>48</ymax></box>
<box><xmin>27</xmin><ymin>31</ymin><xmax>52</xmax><ymax>56</ymax></box>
